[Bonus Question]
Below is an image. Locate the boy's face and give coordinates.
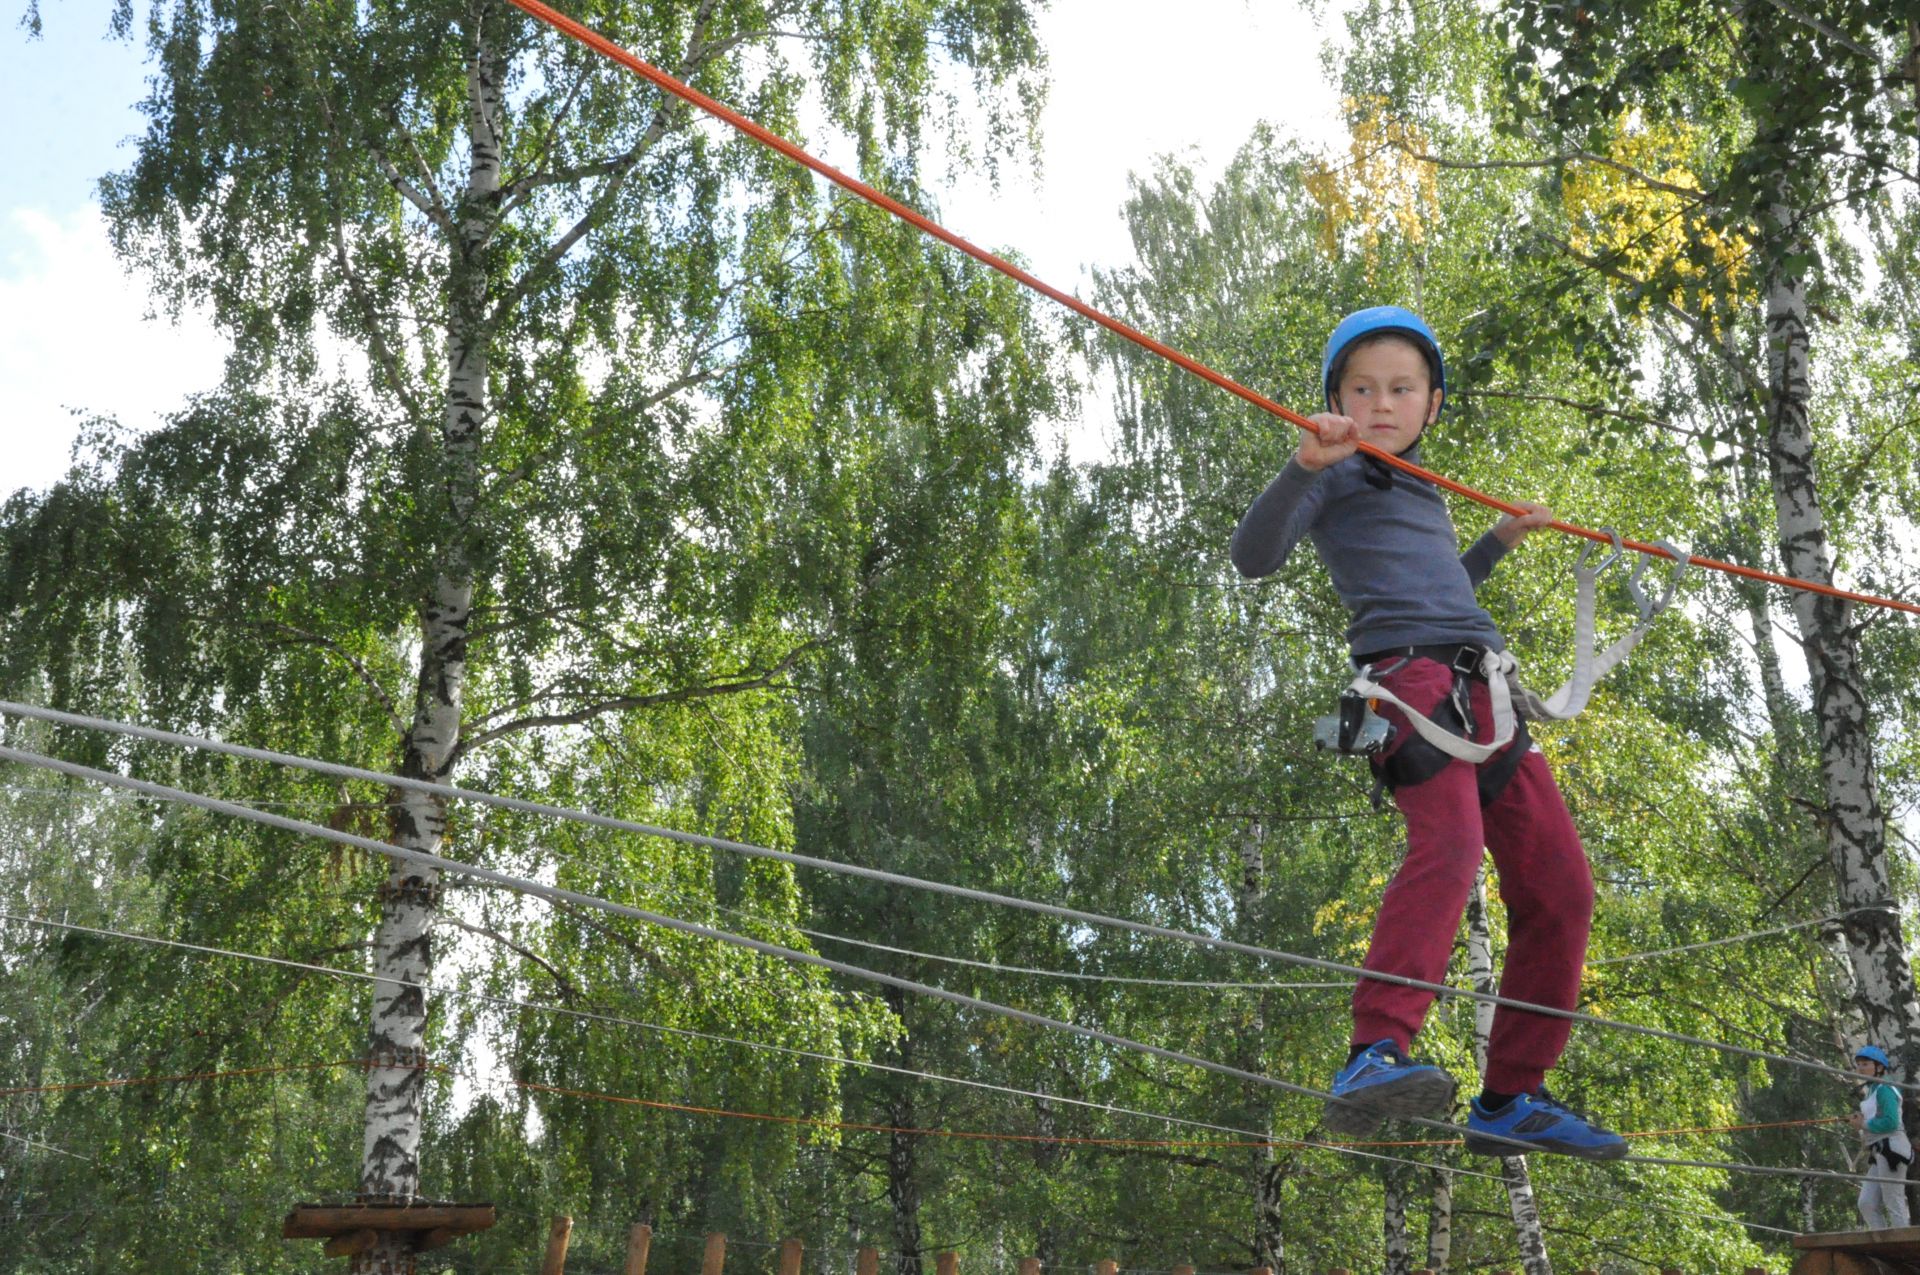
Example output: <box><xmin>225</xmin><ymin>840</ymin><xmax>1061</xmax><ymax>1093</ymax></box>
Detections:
<box><xmin>1858</xmin><ymin>1057</ymin><xmax>1882</xmax><ymax>1078</ymax></box>
<box><xmin>1333</xmin><ymin>337</ymin><xmax>1443</xmax><ymax>457</ymax></box>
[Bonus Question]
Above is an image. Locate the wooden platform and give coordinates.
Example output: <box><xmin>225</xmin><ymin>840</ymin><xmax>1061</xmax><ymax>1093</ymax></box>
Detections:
<box><xmin>283</xmin><ymin>1202</ymin><xmax>497</xmax><ymax>1259</ymax></box>
<box><xmin>1792</xmin><ymin>1227</ymin><xmax>1920</xmax><ymax>1275</ymax></box>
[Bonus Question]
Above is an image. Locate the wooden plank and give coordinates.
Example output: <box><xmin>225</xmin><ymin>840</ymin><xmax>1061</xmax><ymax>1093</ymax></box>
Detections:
<box><xmin>541</xmin><ymin>1215</ymin><xmax>574</xmax><ymax>1275</ymax></box>
<box><xmin>283</xmin><ymin>1203</ymin><xmax>497</xmax><ymax>1238</ymax></box>
<box><xmin>625</xmin><ymin>1223</ymin><xmax>654</xmax><ymax>1275</ymax></box>
<box><xmin>1172</xmin><ymin>1265</ymin><xmax>1194</xmax><ymax>1275</ymax></box>
<box><xmin>322</xmin><ymin>1228</ymin><xmax>379</xmax><ymax>1258</ymax></box>
<box><xmin>1096</xmin><ymin>1261</ymin><xmax>1117</xmax><ymax>1275</ymax></box>
<box><xmin>857</xmin><ymin>1248</ymin><xmax>879</xmax><ymax>1275</ymax></box>
<box><xmin>779</xmin><ymin>1239</ymin><xmax>805</xmax><ymax>1275</ymax></box>
<box><xmin>1018</xmin><ymin>1260</ymin><xmax>1041</xmax><ymax>1275</ymax></box>
<box><xmin>935</xmin><ymin>1252</ymin><xmax>958</xmax><ymax>1275</ymax></box>
<box><xmin>1796</xmin><ymin>1227</ymin><xmax>1920</xmax><ymax>1249</ymax></box>
<box><xmin>1794</xmin><ymin>1229</ymin><xmax>1920</xmax><ymax>1259</ymax></box>
<box><xmin>702</xmin><ymin>1232</ymin><xmax>728</xmax><ymax>1275</ymax></box>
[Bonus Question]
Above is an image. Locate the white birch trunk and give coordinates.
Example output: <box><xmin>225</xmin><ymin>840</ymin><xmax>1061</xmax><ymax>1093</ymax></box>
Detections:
<box><xmin>1426</xmin><ymin>1170</ymin><xmax>1453</xmax><ymax>1273</ymax></box>
<box><xmin>1239</xmin><ymin>819</ymin><xmax>1287</xmax><ymax>1271</ymax></box>
<box><xmin>1761</xmin><ymin>200</ymin><xmax>1920</xmax><ymax>1082</ymax></box>
<box><xmin>1383</xmin><ymin>1166</ymin><xmax>1412</xmax><ymax>1275</ymax></box>
<box><xmin>1469</xmin><ymin>871</ymin><xmax>1552</xmax><ymax>1275</ymax></box>
<box><xmin>354</xmin><ymin>6</ymin><xmax>502</xmax><ymax>1268</ymax></box>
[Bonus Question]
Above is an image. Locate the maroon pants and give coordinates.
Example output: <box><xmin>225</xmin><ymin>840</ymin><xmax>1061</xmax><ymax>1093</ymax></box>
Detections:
<box><xmin>1351</xmin><ymin>657</ymin><xmax>1594</xmax><ymax>1094</ymax></box>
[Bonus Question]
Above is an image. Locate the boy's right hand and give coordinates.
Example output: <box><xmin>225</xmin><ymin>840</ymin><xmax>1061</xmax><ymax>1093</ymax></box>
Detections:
<box><xmin>1297</xmin><ymin>413</ymin><xmax>1360</xmax><ymax>472</ymax></box>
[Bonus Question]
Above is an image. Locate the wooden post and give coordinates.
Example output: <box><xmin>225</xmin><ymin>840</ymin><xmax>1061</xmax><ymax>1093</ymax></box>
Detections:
<box><xmin>936</xmin><ymin>1253</ymin><xmax>959</xmax><ymax>1275</ymax></box>
<box><xmin>1173</xmin><ymin>1266</ymin><xmax>1194</xmax><ymax>1275</ymax></box>
<box><xmin>1256</xmin><ymin>1266</ymin><xmax>1280</xmax><ymax>1275</ymax></box>
<box><xmin>1097</xmin><ymin>1262</ymin><xmax>1118</xmax><ymax>1275</ymax></box>
<box><xmin>702</xmin><ymin>1233</ymin><xmax>728</xmax><ymax>1275</ymax></box>
<box><xmin>1019</xmin><ymin>1261</ymin><xmax>1041</xmax><ymax>1275</ymax></box>
<box><xmin>624</xmin><ymin>1224</ymin><xmax>653</xmax><ymax>1275</ymax></box>
<box><xmin>541</xmin><ymin>1216</ymin><xmax>574</xmax><ymax>1275</ymax></box>
<box><xmin>779</xmin><ymin>1239</ymin><xmax>805</xmax><ymax>1275</ymax></box>
<box><xmin>857</xmin><ymin>1249</ymin><xmax>879</xmax><ymax>1275</ymax></box>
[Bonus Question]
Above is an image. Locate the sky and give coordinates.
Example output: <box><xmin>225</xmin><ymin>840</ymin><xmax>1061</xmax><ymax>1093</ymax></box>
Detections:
<box><xmin>0</xmin><ymin>1</ymin><xmax>1345</xmax><ymax>500</ymax></box>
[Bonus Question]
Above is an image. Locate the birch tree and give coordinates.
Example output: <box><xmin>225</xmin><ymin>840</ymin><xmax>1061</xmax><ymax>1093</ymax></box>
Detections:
<box><xmin>5</xmin><ymin>0</ymin><xmax>1050</xmax><ymax>1265</ymax></box>
<box><xmin>1496</xmin><ymin>0</ymin><xmax>1920</xmax><ymax>1081</ymax></box>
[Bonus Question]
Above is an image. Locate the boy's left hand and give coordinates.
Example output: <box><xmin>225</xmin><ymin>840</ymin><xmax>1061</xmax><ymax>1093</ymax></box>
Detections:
<box><xmin>1493</xmin><ymin>500</ymin><xmax>1554</xmax><ymax>547</ymax></box>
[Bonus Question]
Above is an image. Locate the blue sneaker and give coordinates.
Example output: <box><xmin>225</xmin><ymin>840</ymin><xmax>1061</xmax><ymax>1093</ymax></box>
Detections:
<box><xmin>1465</xmin><ymin>1088</ymin><xmax>1627</xmax><ymax>1160</ymax></box>
<box><xmin>1322</xmin><ymin>1040</ymin><xmax>1457</xmax><ymax>1134</ymax></box>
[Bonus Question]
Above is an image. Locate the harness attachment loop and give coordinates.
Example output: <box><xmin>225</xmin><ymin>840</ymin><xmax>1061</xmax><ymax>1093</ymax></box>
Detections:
<box><xmin>1330</xmin><ymin>537</ymin><xmax>1694</xmax><ymax>772</ymax></box>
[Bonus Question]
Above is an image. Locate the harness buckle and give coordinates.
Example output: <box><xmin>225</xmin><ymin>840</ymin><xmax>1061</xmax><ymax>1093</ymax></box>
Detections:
<box><xmin>1450</xmin><ymin>646</ymin><xmax>1484</xmax><ymax>678</ymax></box>
<box><xmin>1313</xmin><ymin>689</ymin><xmax>1394</xmax><ymax>756</ymax></box>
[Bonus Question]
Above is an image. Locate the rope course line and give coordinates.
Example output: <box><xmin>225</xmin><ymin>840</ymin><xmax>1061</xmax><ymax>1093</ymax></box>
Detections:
<box><xmin>0</xmin><ymin>744</ymin><xmax>1893</xmax><ymax>1192</ymax></box>
<box><xmin>1</xmin><ymin>909</ymin><xmax>1831</xmax><ymax>1148</ymax></box>
<box><xmin>0</xmin><ymin>701</ymin><xmax>1890</xmax><ymax>1093</ymax></box>
<box><xmin>728</xmin><ymin>909</ymin><xmax>1352</xmax><ymax>991</ymax></box>
<box><xmin>495</xmin><ymin>0</ymin><xmax>1920</xmax><ymax>618</ymax></box>
<box><xmin>0</xmin><ymin>912</ymin><xmax>1807</xmax><ymax>1236</ymax></box>
<box><xmin>2</xmin><ymin>764</ymin><xmax>1859</xmax><ymax>984</ymax></box>
<box><xmin>1585</xmin><ymin>909</ymin><xmax>1879</xmax><ymax>965</ymax></box>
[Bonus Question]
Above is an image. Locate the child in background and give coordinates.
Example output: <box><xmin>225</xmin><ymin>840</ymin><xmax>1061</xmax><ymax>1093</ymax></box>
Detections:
<box><xmin>1852</xmin><ymin>1044</ymin><xmax>1911</xmax><ymax>1229</ymax></box>
<box><xmin>1230</xmin><ymin>305</ymin><xmax>1624</xmax><ymax>1159</ymax></box>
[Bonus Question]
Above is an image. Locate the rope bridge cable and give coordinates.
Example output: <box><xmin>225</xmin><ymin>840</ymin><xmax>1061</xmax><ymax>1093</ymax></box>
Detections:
<box><xmin>0</xmin><ymin>746</ymin><xmax>1894</xmax><ymax>1191</ymax></box>
<box><xmin>497</xmin><ymin>0</ymin><xmax>1920</xmax><ymax>619</ymax></box>
<box><xmin>1</xmin><ymin>911</ymin><xmax>1835</xmax><ymax>1161</ymax></box>
<box><xmin>0</xmin><ymin>702</ymin><xmax>1891</xmax><ymax>1094</ymax></box>
<box><xmin>0</xmin><ymin>766</ymin><xmax>1859</xmax><ymax>984</ymax></box>
<box><xmin>1586</xmin><ymin>909</ymin><xmax>1885</xmax><ymax>966</ymax></box>
<box><xmin>0</xmin><ymin>913</ymin><xmax>1809</xmax><ymax>1237</ymax></box>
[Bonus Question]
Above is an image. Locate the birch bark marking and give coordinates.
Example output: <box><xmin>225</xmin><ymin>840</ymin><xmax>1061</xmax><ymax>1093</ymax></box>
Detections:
<box><xmin>1426</xmin><ymin>1170</ymin><xmax>1453</xmax><ymax>1274</ymax></box>
<box><xmin>1467</xmin><ymin>871</ymin><xmax>1551</xmax><ymax>1275</ymax></box>
<box><xmin>1382</xmin><ymin>1166</ymin><xmax>1412</xmax><ymax>1275</ymax></box>
<box><xmin>1761</xmin><ymin>200</ymin><xmax>1920</xmax><ymax>1078</ymax></box>
<box><xmin>1238</xmin><ymin>817</ymin><xmax>1287</xmax><ymax>1272</ymax></box>
<box><xmin>356</xmin><ymin>0</ymin><xmax>503</xmax><ymax>1240</ymax></box>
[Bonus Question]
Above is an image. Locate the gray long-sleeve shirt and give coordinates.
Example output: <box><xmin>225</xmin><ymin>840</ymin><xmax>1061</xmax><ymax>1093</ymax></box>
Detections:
<box><xmin>1230</xmin><ymin>452</ymin><xmax>1510</xmax><ymax>657</ymax></box>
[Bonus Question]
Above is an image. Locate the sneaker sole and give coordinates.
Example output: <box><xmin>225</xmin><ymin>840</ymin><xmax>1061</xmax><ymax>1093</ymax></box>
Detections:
<box><xmin>1464</xmin><ymin>1132</ymin><xmax>1628</xmax><ymax>1161</ymax></box>
<box><xmin>1323</xmin><ymin>1069</ymin><xmax>1457</xmax><ymax>1135</ymax></box>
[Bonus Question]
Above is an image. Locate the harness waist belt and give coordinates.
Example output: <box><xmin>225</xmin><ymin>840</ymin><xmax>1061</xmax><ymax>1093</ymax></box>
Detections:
<box><xmin>1355</xmin><ymin>643</ymin><xmax>1498</xmax><ymax>679</ymax></box>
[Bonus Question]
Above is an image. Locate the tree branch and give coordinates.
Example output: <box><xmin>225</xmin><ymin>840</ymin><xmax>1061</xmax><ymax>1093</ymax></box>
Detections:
<box><xmin>450</xmin><ymin>636</ymin><xmax>827</xmax><ymax>762</ymax></box>
<box><xmin>1452</xmin><ymin>388</ymin><xmax>1749</xmax><ymax>452</ymax></box>
<box><xmin>249</xmin><ymin>620</ymin><xmax>410</xmax><ymax>737</ymax></box>
<box><xmin>1388</xmin><ymin>136</ymin><xmax>1714</xmax><ymax>201</ymax></box>
<box><xmin>435</xmin><ymin>914</ymin><xmax>578</xmax><ymax>1002</ymax></box>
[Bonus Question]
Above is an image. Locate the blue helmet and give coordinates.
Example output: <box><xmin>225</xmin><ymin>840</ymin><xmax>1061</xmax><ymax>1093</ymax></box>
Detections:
<box><xmin>1321</xmin><ymin>306</ymin><xmax>1447</xmax><ymax>410</ymax></box>
<box><xmin>1858</xmin><ymin>1044</ymin><xmax>1893</xmax><ymax>1070</ymax></box>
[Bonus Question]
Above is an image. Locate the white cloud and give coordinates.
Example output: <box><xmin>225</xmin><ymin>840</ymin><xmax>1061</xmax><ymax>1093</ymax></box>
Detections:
<box><xmin>0</xmin><ymin>206</ymin><xmax>227</xmax><ymax>499</ymax></box>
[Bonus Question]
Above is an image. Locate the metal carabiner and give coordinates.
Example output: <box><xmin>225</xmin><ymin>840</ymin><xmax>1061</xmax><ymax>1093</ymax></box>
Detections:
<box><xmin>1574</xmin><ymin>527</ymin><xmax>1627</xmax><ymax>580</ymax></box>
<box><xmin>1624</xmin><ymin>538</ymin><xmax>1691</xmax><ymax>621</ymax></box>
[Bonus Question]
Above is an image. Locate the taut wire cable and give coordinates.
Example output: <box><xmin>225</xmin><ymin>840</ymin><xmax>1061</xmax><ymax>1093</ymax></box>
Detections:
<box><xmin>0</xmin><ymin>702</ymin><xmax>1887</xmax><ymax>1093</ymax></box>
<box><xmin>497</xmin><ymin>0</ymin><xmax>1920</xmax><ymax>618</ymax></box>
<box><xmin>0</xmin><ymin>744</ymin><xmax>1892</xmax><ymax>1188</ymax></box>
<box><xmin>0</xmin><ymin>911</ymin><xmax>1804</xmax><ymax>1237</ymax></box>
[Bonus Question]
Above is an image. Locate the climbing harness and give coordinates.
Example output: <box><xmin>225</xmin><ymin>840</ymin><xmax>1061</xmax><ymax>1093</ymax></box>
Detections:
<box><xmin>1315</xmin><ymin>534</ymin><xmax>1692</xmax><ymax>803</ymax></box>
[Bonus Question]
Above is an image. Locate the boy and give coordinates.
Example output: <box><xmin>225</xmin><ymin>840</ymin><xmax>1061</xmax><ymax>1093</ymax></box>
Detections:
<box><xmin>1851</xmin><ymin>1044</ymin><xmax>1911</xmax><ymax>1229</ymax></box>
<box><xmin>1230</xmin><ymin>306</ymin><xmax>1624</xmax><ymax>1159</ymax></box>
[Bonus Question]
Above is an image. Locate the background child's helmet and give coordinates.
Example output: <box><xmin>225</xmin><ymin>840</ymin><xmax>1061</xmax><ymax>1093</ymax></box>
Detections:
<box><xmin>1857</xmin><ymin>1044</ymin><xmax>1893</xmax><ymax>1070</ymax></box>
<box><xmin>1322</xmin><ymin>306</ymin><xmax>1447</xmax><ymax>409</ymax></box>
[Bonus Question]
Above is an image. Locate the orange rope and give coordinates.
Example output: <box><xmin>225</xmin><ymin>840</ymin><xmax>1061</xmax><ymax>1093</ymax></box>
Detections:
<box><xmin>498</xmin><ymin>0</ymin><xmax>1920</xmax><ymax>618</ymax></box>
